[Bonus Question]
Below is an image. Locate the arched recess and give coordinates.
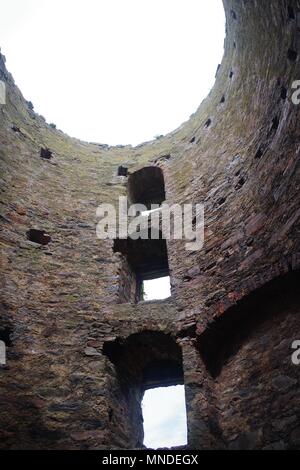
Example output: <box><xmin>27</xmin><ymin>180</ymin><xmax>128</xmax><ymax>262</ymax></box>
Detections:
<box><xmin>102</xmin><ymin>331</ymin><xmax>184</xmax><ymax>449</ymax></box>
<box><xmin>128</xmin><ymin>167</ymin><xmax>166</xmax><ymax>209</ymax></box>
<box><xmin>196</xmin><ymin>269</ymin><xmax>300</xmax><ymax>450</ymax></box>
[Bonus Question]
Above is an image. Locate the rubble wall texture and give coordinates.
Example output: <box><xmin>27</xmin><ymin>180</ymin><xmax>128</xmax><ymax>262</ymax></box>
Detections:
<box><xmin>0</xmin><ymin>0</ymin><xmax>299</xmax><ymax>449</ymax></box>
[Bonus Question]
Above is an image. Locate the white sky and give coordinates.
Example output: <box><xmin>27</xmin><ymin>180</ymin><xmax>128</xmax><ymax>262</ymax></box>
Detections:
<box><xmin>144</xmin><ymin>276</ymin><xmax>171</xmax><ymax>301</ymax></box>
<box><xmin>142</xmin><ymin>385</ymin><xmax>187</xmax><ymax>449</ymax></box>
<box><xmin>0</xmin><ymin>0</ymin><xmax>225</xmax><ymax>146</ymax></box>
<box><xmin>0</xmin><ymin>0</ymin><xmax>224</xmax><ymax>448</ymax></box>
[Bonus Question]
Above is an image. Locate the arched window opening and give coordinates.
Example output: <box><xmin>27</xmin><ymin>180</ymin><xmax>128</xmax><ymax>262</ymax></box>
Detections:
<box><xmin>128</xmin><ymin>167</ymin><xmax>166</xmax><ymax>210</ymax></box>
<box><xmin>114</xmin><ymin>231</ymin><xmax>170</xmax><ymax>303</ymax></box>
<box><xmin>103</xmin><ymin>331</ymin><xmax>187</xmax><ymax>449</ymax></box>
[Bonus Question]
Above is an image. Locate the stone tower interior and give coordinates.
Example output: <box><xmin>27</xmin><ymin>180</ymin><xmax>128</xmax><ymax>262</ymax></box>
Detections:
<box><xmin>0</xmin><ymin>0</ymin><xmax>300</xmax><ymax>450</ymax></box>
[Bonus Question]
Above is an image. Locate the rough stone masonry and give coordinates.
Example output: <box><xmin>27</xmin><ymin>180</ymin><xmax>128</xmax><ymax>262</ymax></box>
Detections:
<box><xmin>0</xmin><ymin>0</ymin><xmax>300</xmax><ymax>450</ymax></box>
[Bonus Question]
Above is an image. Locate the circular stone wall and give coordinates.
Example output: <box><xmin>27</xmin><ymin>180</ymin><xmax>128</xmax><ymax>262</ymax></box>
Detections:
<box><xmin>0</xmin><ymin>0</ymin><xmax>299</xmax><ymax>450</ymax></box>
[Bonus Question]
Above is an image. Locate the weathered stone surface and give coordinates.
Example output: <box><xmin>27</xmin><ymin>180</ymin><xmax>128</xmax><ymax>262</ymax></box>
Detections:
<box><xmin>272</xmin><ymin>376</ymin><xmax>297</xmax><ymax>393</ymax></box>
<box><xmin>228</xmin><ymin>431</ymin><xmax>263</xmax><ymax>451</ymax></box>
<box><xmin>263</xmin><ymin>441</ymin><xmax>286</xmax><ymax>451</ymax></box>
<box><xmin>84</xmin><ymin>347</ymin><xmax>102</xmax><ymax>357</ymax></box>
<box><xmin>290</xmin><ymin>428</ymin><xmax>300</xmax><ymax>447</ymax></box>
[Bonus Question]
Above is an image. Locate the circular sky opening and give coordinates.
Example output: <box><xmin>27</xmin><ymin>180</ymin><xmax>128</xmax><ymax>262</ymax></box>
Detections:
<box><xmin>0</xmin><ymin>0</ymin><xmax>225</xmax><ymax>146</ymax></box>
